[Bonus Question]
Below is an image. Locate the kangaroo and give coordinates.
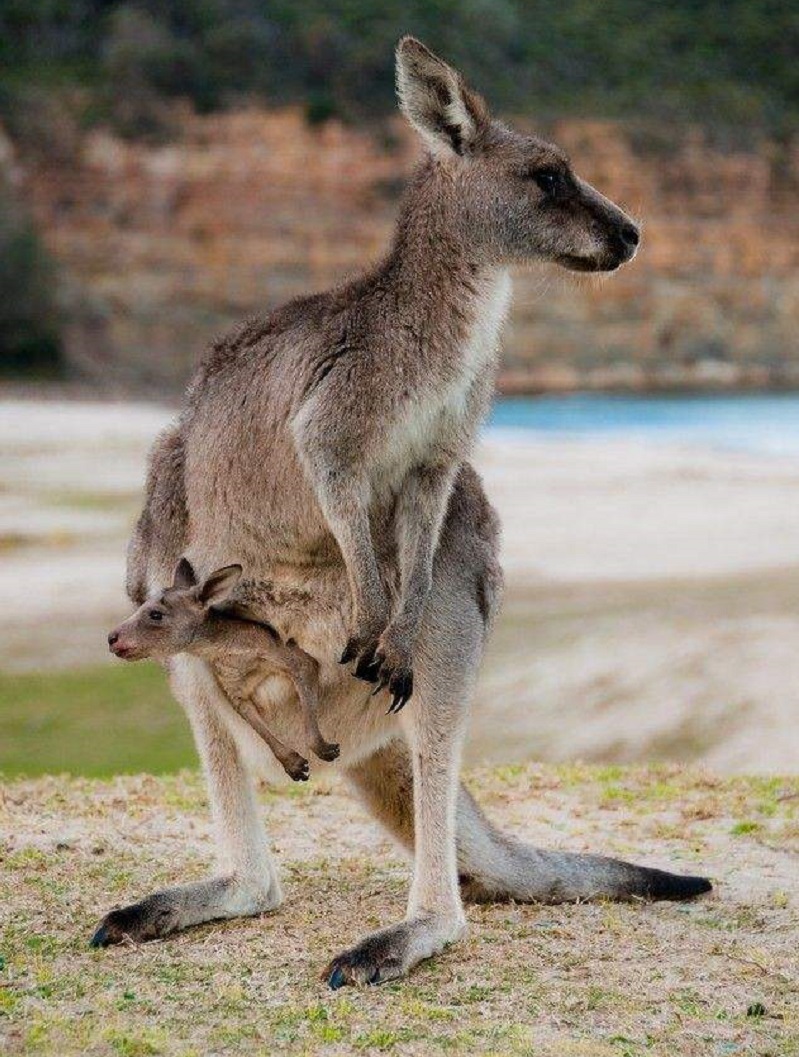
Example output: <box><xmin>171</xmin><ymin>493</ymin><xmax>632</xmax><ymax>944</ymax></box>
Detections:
<box><xmin>90</xmin><ymin>38</ymin><xmax>711</xmax><ymax>986</ymax></box>
<box><xmin>108</xmin><ymin>558</ymin><xmax>339</xmax><ymax>779</ymax></box>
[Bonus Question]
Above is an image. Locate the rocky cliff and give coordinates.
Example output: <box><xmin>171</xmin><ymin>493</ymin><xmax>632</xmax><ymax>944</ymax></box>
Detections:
<box><xmin>11</xmin><ymin>107</ymin><xmax>799</xmax><ymax>392</ymax></box>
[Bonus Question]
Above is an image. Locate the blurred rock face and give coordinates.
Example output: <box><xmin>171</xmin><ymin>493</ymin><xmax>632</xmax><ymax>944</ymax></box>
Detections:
<box><xmin>15</xmin><ymin>108</ymin><xmax>799</xmax><ymax>393</ymax></box>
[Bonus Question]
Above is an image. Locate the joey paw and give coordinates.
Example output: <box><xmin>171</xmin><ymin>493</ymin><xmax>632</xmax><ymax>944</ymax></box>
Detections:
<box><xmin>314</xmin><ymin>741</ymin><xmax>341</xmax><ymax>762</ymax></box>
<box><xmin>285</xmin><ymin>754</ymin><xmax>310</xmax><ymax>781</ymax></box>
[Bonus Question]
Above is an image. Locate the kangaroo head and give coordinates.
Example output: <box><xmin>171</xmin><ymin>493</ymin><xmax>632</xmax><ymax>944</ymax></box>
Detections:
<box><xmin>396</xmin><ymin>37</ymin><xmax>639</xmax><ymax>272</ymax></box>
<box><xmin>107</xmin><ymin>559</ymin><xmax>243</xmax><ymax>660</ymax></box>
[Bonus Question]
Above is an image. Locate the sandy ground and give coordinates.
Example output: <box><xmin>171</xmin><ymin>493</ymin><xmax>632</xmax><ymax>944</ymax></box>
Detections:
<box><xmin>0</xmin><ymin>766</ymin><xmax>796</xmax><ymax>1055</ymax></box>
<box><xmin>2</xmin><ymin>397</ymin><xmax>799</xmax><ymax>773</ymax></box>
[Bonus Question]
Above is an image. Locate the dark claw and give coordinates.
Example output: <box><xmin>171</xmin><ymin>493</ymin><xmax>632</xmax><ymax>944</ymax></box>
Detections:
<box><xmin>340</xmin><ymin>642</ymin><xmax>357</xmax><ymax>664</ymax></box>
<box><xmin>387</xmin><ymin>672</ymin><xmax>413</xmax><ymax>713</ymax></box>
<box><xmin>328</xmin><ymin>965</ymin><xmax>346</xmax><ymax>990</ymax></box>
<box><xmin>371</xmin><ymin>677</ymin><xmax>389</xmax><ymax>697</ymax></box>
<box><xmin>355</xmin><ymin>663</ymin><xmax>381</xmax><ymax>684</ymax></box>
<box><xmin>367</xmin><ymin>968</ymin><xmax>382</xmax><ymax>985</ymax></box>
<box><xmin>89</xmin><ymin>906</ymin><xmax>136</xmax><ymax>948</ymax></box>
<box><xmin>354</xmin><ymin>650</ymin><xmax>383</xmax><ymax>683</ymax></box>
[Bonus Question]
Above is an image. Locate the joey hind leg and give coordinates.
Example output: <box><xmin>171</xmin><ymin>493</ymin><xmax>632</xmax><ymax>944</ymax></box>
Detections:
<box><xmin>233</xmin><ymin>695</ymin><xmax>310</xmax><ymax>782</ymax></box>
<box><xmin>283</xmin><ymin>644</ymin><xmax>340</xmax><ymax>762</ymax></box>
<box><xmin>91</xmin><ymin>656</ymin><xmax>282</xmax><ymax>946</ymax></box>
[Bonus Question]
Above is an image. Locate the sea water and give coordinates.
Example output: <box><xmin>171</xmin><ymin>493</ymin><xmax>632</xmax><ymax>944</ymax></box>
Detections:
<box><xmin>487</xmin><ymin>393</ymin><xmax>799</xmax><ymax>458</ymax></box>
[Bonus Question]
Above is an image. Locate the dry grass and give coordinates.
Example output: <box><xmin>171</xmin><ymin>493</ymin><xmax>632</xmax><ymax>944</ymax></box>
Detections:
<box><xmin>1</xmin><ymin>764</ymin><xmax>797</xmax><ymax>1056</ymax></box>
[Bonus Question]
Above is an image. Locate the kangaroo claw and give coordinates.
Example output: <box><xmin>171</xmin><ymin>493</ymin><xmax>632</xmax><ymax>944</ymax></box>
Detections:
<box><xmin>387</xmin><ymin>671</ymin><xmax>413</xmax><ymax>713</ymax></box>
<box><xmin>354</xmin><ymin>648</ymin><xmax>383</xmax><ymax>683</ymax></box>
<box><xmin>340</xmin><ymin>641</ymin><xmax>358</xmax><ymax>664</ymax></box>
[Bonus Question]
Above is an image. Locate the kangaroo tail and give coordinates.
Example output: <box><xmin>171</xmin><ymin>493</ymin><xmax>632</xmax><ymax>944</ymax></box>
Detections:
<box><xmin>457</xmin><ymin>785</ymin><xmax>712</xmax><ymax>903</ymax></box>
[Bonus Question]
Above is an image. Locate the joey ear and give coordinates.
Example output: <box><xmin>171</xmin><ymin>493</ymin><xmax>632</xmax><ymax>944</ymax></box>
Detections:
<box><xmin>198</xmin><ymin>564</ymin><xmax>243</xmax><ymax>607</ymax></box>
<box><xmin>395</xmin><ymin>36</ymin><xmax>488</xmax><ymax>157</ymax></box>
<box><xmin>172</xmin><ymin>557</ymin><xmax>197</xmax><ymax>589</ymax></box>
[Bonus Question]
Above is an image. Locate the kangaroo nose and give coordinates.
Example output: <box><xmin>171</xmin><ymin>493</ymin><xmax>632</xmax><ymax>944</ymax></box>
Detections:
<box><xmin>108</xmin><ymin>631</ymin><xmax>119</xmax><ymax>647</ymax></box>
<box><xmin>620</xmin><ymin>222</ymin><xmax>640</xmax><ymax>249</ymax></box>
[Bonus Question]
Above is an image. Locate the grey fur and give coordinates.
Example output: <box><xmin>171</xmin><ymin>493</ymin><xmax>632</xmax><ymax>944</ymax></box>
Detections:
<box><xmin>91</xmin><ymin>38</ymin><xmax>710</xmax><ymax>980</ymax></box>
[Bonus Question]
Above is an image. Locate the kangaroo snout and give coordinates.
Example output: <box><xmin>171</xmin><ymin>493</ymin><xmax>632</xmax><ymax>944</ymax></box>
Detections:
<box><xmin>612</xmin><ymin>220</ymin><xmax>640</xmax><ymax>264</ymax></box>
<box><xmin>108</xmin><ymin>628</ymin><xmax>134</xmax><ymax>658</ymax></box>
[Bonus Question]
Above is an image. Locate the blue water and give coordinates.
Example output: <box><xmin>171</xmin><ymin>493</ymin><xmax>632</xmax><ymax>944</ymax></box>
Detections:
<box><xmin>487</xmin><ymin>394</ymin><xmax>799</xmax><ymax>458</ymax></box>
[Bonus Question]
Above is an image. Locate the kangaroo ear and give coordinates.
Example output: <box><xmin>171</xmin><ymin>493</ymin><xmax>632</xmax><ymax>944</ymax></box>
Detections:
<box><xmin>198</xmin><ymin>564</ymin><xmax>243</xmax><ymax>607</ymax></box>
<box><xmin>173</xmin><ymin>557</ymin><xmax>197</xmax><ymax>589</ymax></box>
<box><xmin>396</xmin><ymin>36</ymin><xmax>488</xmax><ymax>157</ymax></box>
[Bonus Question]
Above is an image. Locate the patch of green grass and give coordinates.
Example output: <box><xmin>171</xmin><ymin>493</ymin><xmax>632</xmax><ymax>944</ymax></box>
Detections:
<box><xmin>0</xmin><ymin>663</ymin><xmax>196</xmax><ymax>777</ymax></box>
<box><xmin>730</xmin><ymin>820</ymin><xmax>762</xmax><ymax>836</ymax></box>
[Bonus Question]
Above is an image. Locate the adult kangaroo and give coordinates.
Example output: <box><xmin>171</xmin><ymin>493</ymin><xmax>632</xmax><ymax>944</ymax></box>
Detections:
<box><xmin>92</xmin><ymin>38</ymin><xmax>711</xmax><ymax>986</ymax></box>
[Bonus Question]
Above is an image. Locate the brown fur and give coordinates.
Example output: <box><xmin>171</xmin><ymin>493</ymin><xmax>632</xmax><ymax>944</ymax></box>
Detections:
<box><xmin>110</xmin><ymin>561</ymin><xmax>338</xmax><ymax>779</ymax></box>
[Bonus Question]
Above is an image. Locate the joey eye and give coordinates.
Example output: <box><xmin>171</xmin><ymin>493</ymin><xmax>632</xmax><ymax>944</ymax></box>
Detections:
<box><xmin>149</xmin><ymin>610</ymin><xmax>164</xmax><ymax>622</ymax></box>
<box><xmin>532</xmin><ymin>169</ymin><xmax>560</xmax><ymax>195</ymax></box>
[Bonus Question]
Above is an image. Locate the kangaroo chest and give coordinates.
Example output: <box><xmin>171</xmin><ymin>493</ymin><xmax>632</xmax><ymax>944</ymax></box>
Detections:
<box><xmin>380</xmin><ymin>270</ymin><xmax>511</xmax><ymax>478</ymax></box>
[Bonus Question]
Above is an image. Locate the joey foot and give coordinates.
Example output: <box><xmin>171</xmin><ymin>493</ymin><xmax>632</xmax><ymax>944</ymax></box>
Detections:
<box><xmin>281</xmin><ymin>752</ymin><xmax>310</xmax><ymax>781</ymax></box>
<box><xmin>311</xmin><ymin>738</ymin><xmax>341</xmax><ymax>762</ymax></box>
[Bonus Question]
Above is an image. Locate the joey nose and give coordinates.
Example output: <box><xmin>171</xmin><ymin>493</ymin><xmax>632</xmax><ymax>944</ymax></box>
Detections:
<box><xmin>108</xmin><ymin>631</ymin><xmax>119</xmax><ymax>647</ymax></box>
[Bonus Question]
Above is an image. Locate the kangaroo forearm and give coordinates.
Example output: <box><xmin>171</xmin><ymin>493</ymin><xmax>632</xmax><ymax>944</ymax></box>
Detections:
<box><xmin>394</xmin><ymin>463</ymin><xmax>457</xmax><ymax>631</ymax></box>
<box><xmin>314</xmin><ymin>478</ymin><xmax>387</xmax><ymax>624</ymax></box>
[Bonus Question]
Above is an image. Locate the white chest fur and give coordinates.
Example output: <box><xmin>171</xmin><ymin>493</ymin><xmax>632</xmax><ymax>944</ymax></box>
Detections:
<box><xmin>460</xmin><ymin>269</ymin><xmax>513</xmax><ymax>383</ymax></box>
<box><xmin>378</xmin><ymin>270</ymin><xmax>512</xmax><ymax>484</ymax></box>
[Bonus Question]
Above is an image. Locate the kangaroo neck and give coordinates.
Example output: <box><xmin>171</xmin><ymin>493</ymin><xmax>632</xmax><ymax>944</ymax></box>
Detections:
<box><xmin>377</xmin><ymin>157</ymin><xmax>502</xmax><ymax>336</ymax></box>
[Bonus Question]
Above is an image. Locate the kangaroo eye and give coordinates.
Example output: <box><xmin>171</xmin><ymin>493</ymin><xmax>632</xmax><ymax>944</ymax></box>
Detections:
<box><xmin>149</xmin><ymin>610</ymin><xmax>164</xmax><ymax>622</ymax></box>
<box><xmin>533</xmin><ymin>169</ymin><xmax>560</xmax><ymax>195</ymax></box>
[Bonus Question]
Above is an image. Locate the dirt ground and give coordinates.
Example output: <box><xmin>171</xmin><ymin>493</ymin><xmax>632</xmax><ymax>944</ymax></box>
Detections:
<box><xmin>1</xmin><ymin>765</ymin><xmax>797</xmax><ymax>1056</ymax></box>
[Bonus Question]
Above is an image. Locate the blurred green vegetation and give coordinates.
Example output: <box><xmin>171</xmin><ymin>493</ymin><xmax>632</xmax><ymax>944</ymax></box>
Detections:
<box><xmin>0</xmin><ymin>0</ymin><xmax>796</xmax><ymax>135</ymax></box>
<box><xmin>0</xmin><ymin>184</ymin><xmax>64</xmax><ymax>378</ymax></box>
<box><xmin>0</xmin><ymin>663</ymin><xmax>197</xmax><ymax>777</ymax></box>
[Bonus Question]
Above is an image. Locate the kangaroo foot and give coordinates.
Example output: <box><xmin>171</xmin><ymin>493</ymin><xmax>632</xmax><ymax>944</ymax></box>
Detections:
<box><xmin>90</xmin><ymin>875</ymin><xmax>282</xmax><ymax>947</ymax></box>
<box><xmin>323</xmin><ymin>913</ymin><xmax>465</xmax><ymax>988</ymax></box>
